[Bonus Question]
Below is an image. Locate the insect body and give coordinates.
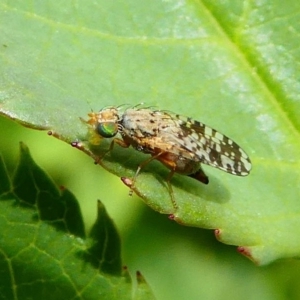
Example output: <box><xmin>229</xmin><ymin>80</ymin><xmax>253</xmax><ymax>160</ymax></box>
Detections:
<box><xmin>87</xmin><ymin>106</ymin><xmax>252</xmax><ymax>207</ymax></box>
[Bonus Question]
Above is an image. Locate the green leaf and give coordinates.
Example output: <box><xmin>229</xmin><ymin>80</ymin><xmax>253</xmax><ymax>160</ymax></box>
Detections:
<box><xmin>86</xmin><ymin>200</ymin><xmax>122</xmax><ymax>275</ymax></box>
<box><xmin>0</xmin><ymin>0</ymin><xmax>300</xmax><ymax>265</ymax></box>
<box><xmin>0</xmin><ymin>143</ymin><xmax>154</xmax><ymax>299</ymax></box>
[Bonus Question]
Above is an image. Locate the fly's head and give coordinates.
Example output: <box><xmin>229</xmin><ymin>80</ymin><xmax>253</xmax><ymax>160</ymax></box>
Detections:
<box><xmin>88</xmin><ymin>107</ymin><xmax>120</xmax><ymax>139</ymax></box>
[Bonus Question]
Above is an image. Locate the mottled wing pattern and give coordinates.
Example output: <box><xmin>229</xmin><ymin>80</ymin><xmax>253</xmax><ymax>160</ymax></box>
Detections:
<box><xmin>121</xmin><ymin>108</ymin><xmax>251</xmax><ymax>176</ymax></box>
<box><xmin>165</xmin><ymin>112</ymin><xmax>252</xmax><ymax>176</ymax></box>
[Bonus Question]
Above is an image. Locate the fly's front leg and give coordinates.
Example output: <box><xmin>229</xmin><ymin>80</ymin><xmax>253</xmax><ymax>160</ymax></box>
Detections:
<box><xmin>114</xmin><ymin>138</ymin><xmax>131</xmax><ymax>148</ymax></box>
<box><xmin>94</xmin><ymin>138</ymin><xmax>130</xmax><ymax>164</ymax></box>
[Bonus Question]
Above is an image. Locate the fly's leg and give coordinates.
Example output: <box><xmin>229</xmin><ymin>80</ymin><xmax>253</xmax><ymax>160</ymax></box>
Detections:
<box><xmin>128</xmin><ymin>152</ymin><xmax>165</xmax><ymax>193</ymax></box>
<box><xmin>125</xmin><ymin>151</ymin><xmax>178</xmax><ymax>210</ymax></box>
<box><xmin>71</xmin><ymin>134</ymin><xmax>130</xmax><ymax>164</ymax></box>
<box><xmin>165</xmin><ymin>169</ymin><xmax>178</xmax><ymax>209</ymax></box>
<box><xmin>94</xmin><ymin>138</ymin><xmax>130</xmax><ymax>164</ymax></box>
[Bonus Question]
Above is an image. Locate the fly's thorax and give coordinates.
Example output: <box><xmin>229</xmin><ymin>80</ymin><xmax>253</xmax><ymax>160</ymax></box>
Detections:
<box><xmin>121</xmin><ymin>107</ymin><xmax>199</xmax><ymax>161</ymax></box>
<box><xmin>121</xmin><ymin>108</ymin><xmax>173</xmax><ymax>138</ymax></box>
<box><xmin>120</xmin><ymin>131</ymin><xmax>155</xmax><ymax>155</ymax></box>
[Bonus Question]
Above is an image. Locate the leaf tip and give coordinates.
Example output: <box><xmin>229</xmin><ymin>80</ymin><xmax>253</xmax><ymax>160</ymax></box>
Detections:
<box><xmin>19</xmin><ymin>141</ymin><xmax>29</xmax><ymax>152</ymax></box>
<box><xmin>168</xmin><ymin>214</ymin><xmax>175</xmax><ymax>220</ymax></box>
<box><xmin>237</xmin><ymin>246</ymin><xmax>258</xmax><ymax>264</ymax></box>
<box><xmin>121</xmin><ymin>176</ymin><xmax>133</xmax><ymax>188</ymax></box>
<box><xmin>214</xmin><ymin>229</ymin><xmax>221</xmax><ymax>239</ymax></box>
<box><xmin>136</xmin><ymin>270</ymin><xmax>146</xmax><ymax>284</ymax></box>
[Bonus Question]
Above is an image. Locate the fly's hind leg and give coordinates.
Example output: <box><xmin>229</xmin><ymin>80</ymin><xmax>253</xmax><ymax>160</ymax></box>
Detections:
<box><xmin>124</xmin><ymin>151</ymin><xmax>178</xmax><ymax>210</ymax></box>
<box><xmin>165</xmin><ymin>170</ymin><xmax>178</xmax><ymax>209</ymax></box>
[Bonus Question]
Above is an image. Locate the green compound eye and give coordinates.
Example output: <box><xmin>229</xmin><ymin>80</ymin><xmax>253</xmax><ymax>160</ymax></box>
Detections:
<box><xmin>97</xmin><ymin>122</ymin><xmax>118</xmax><ymax>138</ymax></box>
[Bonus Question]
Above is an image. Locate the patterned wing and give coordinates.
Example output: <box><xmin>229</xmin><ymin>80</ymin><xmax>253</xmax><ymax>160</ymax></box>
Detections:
<box><xmin>166</xmin><ymin>113</ymin><xmax>252</xmax><ymax>176</ymax></box>
<box><xmin>121</xmin><ymin>108</ymin><xmax>251</xmax><ymax>176</ymax></box>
